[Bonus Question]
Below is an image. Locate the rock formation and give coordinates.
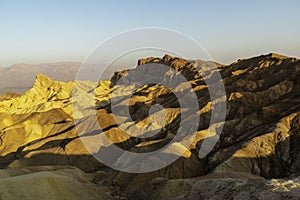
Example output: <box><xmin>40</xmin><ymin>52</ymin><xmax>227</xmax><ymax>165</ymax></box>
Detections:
<box><xmin>0</xmin><ymin>53</ymin><xmax>299</xmax><ymax>199</ymax></box>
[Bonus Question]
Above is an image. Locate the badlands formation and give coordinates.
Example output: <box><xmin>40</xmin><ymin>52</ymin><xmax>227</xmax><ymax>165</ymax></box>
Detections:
<box><xmin>0</xmin><ymin>53</ymin><xmax>299</xmax><ymax>199</ymax></box>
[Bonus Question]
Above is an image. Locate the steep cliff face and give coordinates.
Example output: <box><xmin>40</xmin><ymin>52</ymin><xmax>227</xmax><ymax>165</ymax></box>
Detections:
<box><xmin>0</xmin><ymin>53</ymin><xmax>299</xmax><ymax>199</ymax></box>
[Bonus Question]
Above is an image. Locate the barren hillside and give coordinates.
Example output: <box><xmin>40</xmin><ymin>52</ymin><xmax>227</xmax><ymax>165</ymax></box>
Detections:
<box><xmin>0</xmin><ymin>53</ymin><xmax>299</xmax><ymax>199</ymax></box>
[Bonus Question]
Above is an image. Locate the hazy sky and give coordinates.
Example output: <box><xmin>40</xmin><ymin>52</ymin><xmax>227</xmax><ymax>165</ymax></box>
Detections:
<box><xmin>1</xmin><ymin>0</ymin><xmax>300</xmax><ymax>67</ymax></box>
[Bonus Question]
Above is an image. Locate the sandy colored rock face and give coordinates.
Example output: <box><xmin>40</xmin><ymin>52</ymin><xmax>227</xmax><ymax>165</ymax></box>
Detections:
<box><xmin>0</xmin><ymin>53</ymin><xmax>299</xmax><ymax>199</ymax></box>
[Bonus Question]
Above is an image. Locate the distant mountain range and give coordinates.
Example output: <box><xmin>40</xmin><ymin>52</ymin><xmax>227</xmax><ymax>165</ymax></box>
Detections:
<box><xmin>0</xmin><ymin>62</ymin><xmax>124</xmax><ymax>94</ymax></box>
<box><xmin>0</xmin><ymin>62</ymin><xmax>80</xmax><ymax>93</ymax></box>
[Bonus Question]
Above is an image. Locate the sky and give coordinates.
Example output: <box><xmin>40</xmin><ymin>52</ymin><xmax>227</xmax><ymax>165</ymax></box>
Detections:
<box><xmin>0</xmin><ymin>0</ymin><xmax>300</xmax><ymax>67</ymax></box>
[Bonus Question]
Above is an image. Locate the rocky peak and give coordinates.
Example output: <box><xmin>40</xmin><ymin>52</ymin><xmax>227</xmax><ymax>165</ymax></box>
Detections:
<box><xmin>112</xmin><ymin>54</ymin><xmax>215</xmax><ymax>85</ymax></box>
<box><xmin>34</xmin><ymin>73</ymin><xmax>55</xmax><ymax>89</ymax></box>
<box><xmin>266</xmin><ymin>52</ymin><xmax>289</xmax><ymax>59</ymax></box>
<box><xmin>137</xmin><ymin>54</ymin><xmax>190</xmax><ymax>71</ymax></box>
